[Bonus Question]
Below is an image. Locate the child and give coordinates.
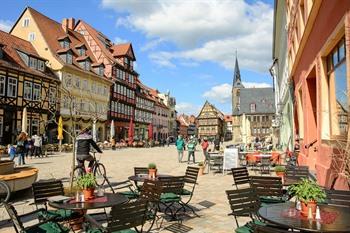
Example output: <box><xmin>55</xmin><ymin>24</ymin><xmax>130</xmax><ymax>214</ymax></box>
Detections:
<box><xmin>8</xmin><ymin>144</ymin><xmax>16</xmax><ymax>161</ymax></box>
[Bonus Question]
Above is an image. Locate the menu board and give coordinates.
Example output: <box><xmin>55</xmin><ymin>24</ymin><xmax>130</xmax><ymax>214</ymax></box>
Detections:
<box><xmin>223</xmin><ymin>148</ymin><xmax>239</xmax><ymax>171</ymax></box>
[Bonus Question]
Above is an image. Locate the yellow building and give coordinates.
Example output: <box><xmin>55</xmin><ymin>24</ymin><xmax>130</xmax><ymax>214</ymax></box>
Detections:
<box><xmin>197</xmin><ymin>101</ymin><xmax>224</xmax><ymax>140</ymax></box>
<box><xmin>0</xmin><ymin>30</ymin><xmax>60</xmax><ymax>145</ymax></box>
<box><xmin>10</xmin><ymin>7</ymin><xmax>113</xmax><ymax>143</ymax></box>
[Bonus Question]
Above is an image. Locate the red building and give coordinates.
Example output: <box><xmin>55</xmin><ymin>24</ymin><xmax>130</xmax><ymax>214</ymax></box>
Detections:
<box><xmin>288</xmin><ymin>0</ymin><xmax>350</xmax><ymax>189</ymax></box>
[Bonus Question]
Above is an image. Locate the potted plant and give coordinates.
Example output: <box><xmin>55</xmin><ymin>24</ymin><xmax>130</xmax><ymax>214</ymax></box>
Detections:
<box><xmin>148</xmin><ymin>163</ymin><xmax>157</xmax><ymax>179</ymax></box>
<box><xmin>288</xmin><ymin>178</ymin><xmax>326</xmax><ymax>216</ymax></box>
<box><xmin>198</xmin><ymin>162</ymin><xmax>205</xmax><ymax>175</ymax></box>
<box><xmin>76</xmin><ymin>173</ymin><xmax>97</xmax><ymax>200</ymax></box>
<box><xmin>275</xmin><ymin>165</ymin><xmax>286</xmax><ymax>177</ymax></box>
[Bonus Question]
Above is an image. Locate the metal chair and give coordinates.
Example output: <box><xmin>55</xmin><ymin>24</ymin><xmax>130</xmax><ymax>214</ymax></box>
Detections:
<box><xmin>179</xmin><ymin>166</ymin><xmax>199</xmax><ymax>216</ymax></box>
<box><xmin>250</xmin><ymin>176</ymin><xmax>286</xmax><ymax>204</ymax></box>
<box><xmin>32</xmin><ymin>179</ymin><xmax>81</xmax><ymax>222</ymax></box>
<box><xmin>3</xmin><ymin>202</ymin><xmax>69</xmax><ymax>233</ymax></box>
<box><xmin>158</xmin><ymin>176</ymin><xmax>185</xmax><ymax>221</ymax></box>
<box><xmin>325</xmin><ymin>189</ymin><xmax>350</xmax><ymax>207</ymax></box>
<box><xmin>231</xmin><ymin>167</ymin><xmax>250</xmax><ymax>189</ymax></box>
<box><xmin>112</xmin><ymin>179</ymin><xmax>139</xmax><ymax>199</ymax></box>
<box><xmin>225</xmin><ymin>187</ymin><xmax>263</xmax><ymax>232</ymax></box>
<box><xmin>138</xmin><ymin>179</ymin><xmax>163</xmax><ymax>232</ymax></box>
<box><xmin>258</xmin><ymin>157</ymin><xmax>271</xmax><ymax>175</ymax></box>
<box><xmin>85</xmin><ymin>200</ymin><xmax>148</xmax><ymax>233</ymax></box>
<box><xmin>209</xmin><ymin>154</ymin><xmax>224</xmax><ymax>174</ymax></box>
<box><xmin>284</xmin><ymin>165</ymin><xmax>309</xmax><ymax>185</ymax></box>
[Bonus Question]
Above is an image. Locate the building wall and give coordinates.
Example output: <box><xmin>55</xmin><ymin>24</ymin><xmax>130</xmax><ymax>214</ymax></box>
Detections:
<box><xmin>290</xmin><ymin>0</ymin><xmax>350</xmax><ymax>189</ymax></box>
<box><xmin>11</xmin><ymin>10</ymin><xmax>63</xmax><ymax>70</ymax></box>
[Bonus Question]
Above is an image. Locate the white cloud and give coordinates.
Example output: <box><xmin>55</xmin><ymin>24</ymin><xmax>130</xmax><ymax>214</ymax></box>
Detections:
<box><xmin>202</xmin><ymin>83</ymin><xmax>232</xmax><ymax>104</ymax></box>
<box><xmin>114</xmin><ymin>36</ymin><xmax>128</xmax><ymax>44</ymax></box>
<box><xmin>176</xmin><ymin>102</ymin><xmax>201</xmax><ymax>115</ymax></box>
<box><xmin>242</xmin><ymin>82</ymin><xmax>272</xmax><ymax>88</ymax></box>
<box><xmin>0</xmin><ymin>20</ymin><xmax>13</xmax><ymax>32</ymax></box>
<box><xmin>101</xmin><ymin>0</ymin><xmax>273</xmax><ymax>72</ymax></box>
<box><xmin>141</xmin><ymin>38</ymin><xmax>164</xmax><ymax>52</ymax></box>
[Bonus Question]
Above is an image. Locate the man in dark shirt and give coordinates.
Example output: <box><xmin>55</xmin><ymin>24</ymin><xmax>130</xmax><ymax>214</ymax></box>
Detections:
<box><xmin>76</xmin><ymin>128</ymin><xmax>102</xmax><ymax>171</ymax></box>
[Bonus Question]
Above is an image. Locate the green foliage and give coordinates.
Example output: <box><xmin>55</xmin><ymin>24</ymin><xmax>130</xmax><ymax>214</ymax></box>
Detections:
<box><xmin>76</xmin><ymin>173</ymin><xmax>97</xmax><ymax>190</ymax></box>
<box><xmin>274</xmin><ymin>166</ymin><xmax>286</xmax><ymax>172</ymax></box>
<box><xmin>148</xmin><ymin>163</ymin><xmax>157</xmax><ymax>169</ymax></box>
<box><xmin>288</xmin><ymin>178</ymin><xmax>326</xmax><ymax>203</ymax></box>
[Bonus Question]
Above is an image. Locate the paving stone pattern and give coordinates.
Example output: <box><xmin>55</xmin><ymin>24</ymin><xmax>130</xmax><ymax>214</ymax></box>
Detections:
<box><xmin>0</xmin><ymin>144</ymin><xmax>251</xmax><ymax>232</ymax></box>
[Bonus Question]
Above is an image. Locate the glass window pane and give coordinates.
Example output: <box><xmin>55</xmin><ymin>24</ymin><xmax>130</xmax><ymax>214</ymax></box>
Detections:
<box><xmin>334</xmin><ymin>61</ymin><xmax>348</xmax><ymax>135</ymax></box>
<box><xmin>338</xmin><ymin>40</ymin><xmax>345</xmax><ymax>61</ymax></box>
<box><xmin>333</xmin><ymin>49</ymin><xmax>338</xmax><ymax>66</ymax></box>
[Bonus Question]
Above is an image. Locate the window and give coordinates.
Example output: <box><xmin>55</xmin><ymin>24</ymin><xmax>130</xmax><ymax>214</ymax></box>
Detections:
<box><xmin>29</xmin><ymin>57</ymin><xmax>37</xmax><ymax>69</ymax></box>
<box><xmin>38</xmin><ymin>60</ymin><xmax>45</xmax><ymax>71</ymax></box>
<box><xmin>67</xmin><ymin>52</ymin><xmax>73</xmax><ymax>64</ymax></box>
<box><xmin>79</xmin><ymin>60</ymin><xmax>90</xmax><ymax>71</ymax></box>
<box><xmin>78</xmin><ymin>47</ymin><xmax>86</xmax><ymax>56</ymax></box>
<box><xmin>96</xmin><ymin>66</ymin><xmax>104</xmax><ymax>76</ymax></box>
<box><xmin>60</xmin><ymin>39</ymin><xmax>70</xmax><ymax>49</ymax></box>
<box><xmin>22</xmin><ymin>18</ymin><xmax>30</xmax><ymax>27</ymax></box>
<box><xmin>0</xmin><ymin>116</ymin><xmax>3</xmax><ymax>137</ymax></box>
<box><xmin>31</xmin><ymin>119</ymin><xmax>39</xmax><ymax>135</ymax></box>
<box><xmin>0</xmin><ymin>75</ymin><xmax>5</xmax><ymax>96</ymax></box>
<box><xmin>28</xmin><ymin>32</ymin><xmax>35</xmax><ymax>41</ymax></box>
<box><xmin>250</xmin><ymin>103</ymin><xmax>256</xmax><ymax>113</ymax></box>
<box><xmin>23</xmin><ymin>81</ymin><xmax>32</xmax><ymax>100</ymax></box>
<box><xmin>33</xmin><ymin>83</ymin><xmax>41</xmax><ymax>101</ymax></box>
<box><xmin>7</xmin><ymin>77</ymin><xmax>17</xmax><ymax>97</ymax></box>
<box><xmin>328</xmin><ymin>38</ymin><xmax>348</xmax><ymax>137</ymax></box>
<box><xmin>49</xmin><ymin>87</ymin><xmax>56</xmax><ymax>104</ymax></box>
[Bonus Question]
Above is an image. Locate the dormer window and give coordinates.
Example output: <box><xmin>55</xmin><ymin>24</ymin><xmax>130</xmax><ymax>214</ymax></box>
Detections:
<box><xmin>94</xmin><ymin>65</ymin><xmax>104</xmax><ymax>76</ymax></box>
<box><xmin>250</xmin><ymin>103</ymin><xmax>256</xmax><ymax>113</ymax></box>
<box><xmin>79</xmin><ymin>59</ymin><xmax>91</xmax><ymax>71</ymax></box>
<box><xmin>76</xmin><ymin>44</ymin><xmax>87</xmax><ymax>56</ymax></box>
<box><xmin>59</xmin><ymin>50</ymin><xmax>73</xmax><ymax>64</ymax></box>
<box><xmin>27</xmin><ymin>56</ymin><xmax>46</xmax><ymax>72</ymax></box>
<box><xmin>58</xmin><ymin>37</ymin><xmax>71</xmax><ymax>49</ymax></box>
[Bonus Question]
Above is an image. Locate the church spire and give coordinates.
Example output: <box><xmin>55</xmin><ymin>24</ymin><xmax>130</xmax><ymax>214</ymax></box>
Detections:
<box><xmin>232</xmin><ymin>52</ymin><xmax>243</xmax><ymax>88</ymax></box>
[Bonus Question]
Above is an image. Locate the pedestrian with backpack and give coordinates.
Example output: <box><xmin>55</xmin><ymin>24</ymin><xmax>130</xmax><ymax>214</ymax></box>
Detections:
<box><xmin>187</xmin><ymin>136</ymin><xmax>197</xmax><ymax>164</ymax></box>
<box><xmin>16</xmin><ymin>132</ymin><xmax>27</xmax><ymax>165</ymax></box>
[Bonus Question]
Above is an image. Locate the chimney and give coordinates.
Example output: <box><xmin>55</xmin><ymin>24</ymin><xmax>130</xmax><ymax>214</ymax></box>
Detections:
<box><xmin>67</xmin><ymin>18</ymin><xmax>75</xmax><ymax>30</ymax></box>
<box><xmin>62</xmin><ymin>18</ymin><xmax>68</xmax><ymax>33</ymax></box>
<box><xmin>61</xmin><ymin>18</ymin><xmax>75</xmax><ymax>32</ymax></box>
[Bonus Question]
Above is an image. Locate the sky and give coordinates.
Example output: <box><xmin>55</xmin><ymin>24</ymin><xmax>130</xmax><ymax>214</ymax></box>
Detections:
<box><xmin>0</xmin><ymin>0</ymin><xmax>274</xmax><ymax>116</ymax></box>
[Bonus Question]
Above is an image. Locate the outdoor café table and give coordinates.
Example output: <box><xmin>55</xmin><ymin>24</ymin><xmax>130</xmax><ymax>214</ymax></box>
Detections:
<box><xmin>258</xmin><ymin>202</ymin><xmax>350</xmax><ymax>232</ymax></box>
<box><xmin>128</xmin><ymin>174</ymin><xmax>172</xmax><ymax>183</ymax></box>
<box><xmin>48</xmin><ymin>193</ymin><xmax>128</xmax><ymax>211</ymax></box>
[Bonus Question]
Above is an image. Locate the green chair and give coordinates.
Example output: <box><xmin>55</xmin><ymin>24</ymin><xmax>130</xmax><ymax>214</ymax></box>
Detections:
<box><xmin>4</xmin><ymin>202</ymin><xmax>69</xmax><ymax>233</ymax></box>
<box><xmin>32</xmin><ymin>179</ymin><xmax>81</xmax><ymax>222</ymax></box>
<box><xmin>113</xmin><ymin>180</ymin><xmax>139</xmax><ymax>199</ymax></box>
<box><xmin>249</xmin><ymin>176</ymin><xmax>287</xmax><ymax>204</ymax></box>
<box><xmin>177</xmin><ymin>166</ymin><xmax>199</xmax><ymax>216</ymax></box>
<box><xmin>85</xmin><ymin>200</ymin><xmax>148</xmax><ymax>233</ymax></box>
<box><xmin>226</xmin><ymin>187</ymin><xmax>265</xmax><ymax>233</ymax></box>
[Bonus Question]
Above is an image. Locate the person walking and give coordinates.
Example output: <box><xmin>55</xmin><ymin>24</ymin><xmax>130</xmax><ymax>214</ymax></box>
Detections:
<box><xmin>187</xmin><ymin>136</ymin><xmax>197</xmax><ymax>164</ymax></box>
<box><xmin>175</xmin><ymin>135</ymin><xmax>185</xmax><ymax>163</ymax></box>
<box><xmin>76</xmin><ymin>128</ymin><xmax>102</xmax><ymax>171</ymax></box>
<box><xmin>16</xmin><ymin>132</ymin><xmax>27</xmax><ymax>165</ymax></box>
<box><xmin>7</xmin><ymin>144</ymin><xmax>16</xmax><ymax>161</ymax></box>
<box><xmin>201</xmin><ymin>137</ymin><xmax>209</xmax><ymax>162</ymax></box>
<box><xmin>32</xmin><ymin>134</ymin><xmax>42</xmax><ymax>158</ymax></box>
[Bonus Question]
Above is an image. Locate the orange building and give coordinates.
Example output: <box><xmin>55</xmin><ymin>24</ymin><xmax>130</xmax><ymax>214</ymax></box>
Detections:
<box><xmin>288</xmin><ymin>0</ymin><xmax>350</xmax><ymax>189</ymax></box>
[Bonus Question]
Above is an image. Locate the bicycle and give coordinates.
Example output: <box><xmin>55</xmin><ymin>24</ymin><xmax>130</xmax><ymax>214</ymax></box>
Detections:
<box><xmin>72</xmin><ymin>151</ymin><xmax>106</xmax><ymax>186</ymax></box>
<box><xmin>0</xmin><ymin>180</ymin><xmax>10</xmax><ymax>205</ymax></box>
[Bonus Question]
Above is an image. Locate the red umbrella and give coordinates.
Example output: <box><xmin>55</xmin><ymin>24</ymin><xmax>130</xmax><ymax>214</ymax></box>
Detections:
<box><xmin>128</xmin><ymin>118</ymin><xmax>134</xmax><ymax>145</ymax></box>
<box><xmin>148</xmin><ymin>124</ymin><xmax>153</xmax><ymax>140</ymax></box>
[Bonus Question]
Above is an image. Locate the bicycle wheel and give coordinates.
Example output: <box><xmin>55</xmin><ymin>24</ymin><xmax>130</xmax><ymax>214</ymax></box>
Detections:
<box><xmin>0</xmin><ymin>181</ymin><xmax>10</xmax><ymax>205</ymax></box>
<box><xmin>72</xmin><ymin>166</ymin><xmax>85</xmax><ymax>184</ymax></box>
<box><xmin>93</xmin><ymin>163</ymin><xmax>106</xmax><ymax>186</ymax></box>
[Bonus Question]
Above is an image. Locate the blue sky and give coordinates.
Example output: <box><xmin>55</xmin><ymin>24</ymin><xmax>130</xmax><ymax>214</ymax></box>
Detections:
<box><xmin>0</xmin><ymin>0</ymin><xmax>274</xmax><ymax>115</ymax></box>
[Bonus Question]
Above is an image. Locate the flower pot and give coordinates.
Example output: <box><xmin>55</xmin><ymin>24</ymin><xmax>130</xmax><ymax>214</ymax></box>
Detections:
<box><xmin>300</xmin><ymin>200</ymin><xmax>317</xmax><ymax>216</ymax></box>
<box><xmin>83</xmin><ymin>188</ymin><xmax>95</xmax><ymax>200</ymax></box>
<box><xmin>276</xmin><ymin>171</ymin><xmax>285</xmax><ymax>177</ymax></box>
<box><xmin>148</xmin><ymin>168</ymin><xmax>157</xmax><ymax>179</ymax></box>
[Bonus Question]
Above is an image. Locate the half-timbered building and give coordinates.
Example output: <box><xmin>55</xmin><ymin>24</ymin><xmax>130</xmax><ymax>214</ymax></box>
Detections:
<box><xmin>197</xmin><ymin>101</ymin><xmax>224</xmax><ymax>140</ymax></box>
<box><xmin>0</xmin><ymin>30</ymin><xmax>59</xmax><ymax>145</ymax></box>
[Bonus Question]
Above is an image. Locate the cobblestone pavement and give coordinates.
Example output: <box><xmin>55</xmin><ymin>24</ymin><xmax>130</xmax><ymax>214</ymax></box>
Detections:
<box><xmin>0</xmin><ymin>144</ymin><xmax>250</xmax><ymax>232</ymax></box>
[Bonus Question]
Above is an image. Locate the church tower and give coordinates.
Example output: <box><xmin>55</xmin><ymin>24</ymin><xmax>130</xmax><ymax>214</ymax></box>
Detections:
<box><xmin>232</xmin><ymin>56</ymin><xmax>244</xmax><ymax>115</ymax></box>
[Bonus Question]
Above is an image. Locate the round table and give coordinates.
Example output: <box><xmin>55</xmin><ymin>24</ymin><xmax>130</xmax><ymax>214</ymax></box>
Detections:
<box><xmin>48</xmin><ymin>193</ymin><xmax>128</xmax><ymax>210</ymax></box>
<box><xmin>258</xmin><ymin>202</ymin><xmax>350</xmax><ymax>232</ymax></box>
<box><xmin>128</xmin><ymin>174</ymin><xmax>171</xmax><ymax>183</ymax></box>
